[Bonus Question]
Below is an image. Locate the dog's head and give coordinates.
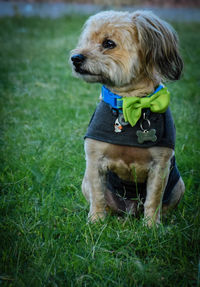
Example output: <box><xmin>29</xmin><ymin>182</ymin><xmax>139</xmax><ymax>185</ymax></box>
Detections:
<box><xmin>70</xmin><ymin>11</ymin><xmax>183</xmax><ymax>88</ymax></box>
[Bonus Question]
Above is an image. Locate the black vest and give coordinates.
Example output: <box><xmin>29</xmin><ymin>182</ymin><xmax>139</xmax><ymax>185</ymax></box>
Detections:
<box><xmin>85</xmin><ymin>101</ymin><xmax>180</xmax><ymax>204</ymax></box>
<box><xmin>85</xmin><ymin>101</ymin><xmax>176</xmax><ymax>149</ymax></box>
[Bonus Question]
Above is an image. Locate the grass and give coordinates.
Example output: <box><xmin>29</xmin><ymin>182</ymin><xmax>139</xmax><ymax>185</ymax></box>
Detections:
<box><xmin>0</xmin><ymin>14</ymin><xmax>199</xmax><ymax>287</ymax></box>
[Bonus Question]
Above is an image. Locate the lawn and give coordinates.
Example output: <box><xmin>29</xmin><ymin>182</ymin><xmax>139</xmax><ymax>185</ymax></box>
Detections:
<box><xmin>0</xmin><ymin>15</ymin><xmax>199</xmax><ymax>287</ymax></box>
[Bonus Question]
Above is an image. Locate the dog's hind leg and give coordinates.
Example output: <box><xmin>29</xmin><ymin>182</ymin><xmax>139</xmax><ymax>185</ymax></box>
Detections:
<box><xmin>162</xmin><ymin>177</ymin><xmax>185</xmax><ymax>214</ymax></box>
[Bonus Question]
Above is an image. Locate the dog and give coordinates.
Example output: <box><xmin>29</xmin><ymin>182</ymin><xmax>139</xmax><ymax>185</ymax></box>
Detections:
<box><xmin>70</xmin><ymin>10</ymin><xmax>185</xmax><ymax>226</ymax></box>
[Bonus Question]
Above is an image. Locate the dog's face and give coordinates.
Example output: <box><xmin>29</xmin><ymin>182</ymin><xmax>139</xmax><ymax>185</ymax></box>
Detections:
<box><xmin>70</xmin><ymin>11</ymin><xmax>183</xmax><ymax>88</ymax></box>
<box><xmin>70</xmin><ymin>11</ymin><xmax>139</xmax><ymax>87</ymax></box>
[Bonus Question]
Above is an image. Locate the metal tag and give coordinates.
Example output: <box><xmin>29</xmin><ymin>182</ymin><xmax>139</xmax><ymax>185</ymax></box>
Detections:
<box><xmin>136</xmin><ymin>129</ymin><xmax>157</xmax><ymax>144</ymax></box>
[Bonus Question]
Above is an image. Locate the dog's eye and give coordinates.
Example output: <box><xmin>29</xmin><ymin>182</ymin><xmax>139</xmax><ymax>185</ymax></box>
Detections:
<box><xmin>102</xmin><ymin>39</ymin><xmax>116</xmax><ymax>49</ymax></box>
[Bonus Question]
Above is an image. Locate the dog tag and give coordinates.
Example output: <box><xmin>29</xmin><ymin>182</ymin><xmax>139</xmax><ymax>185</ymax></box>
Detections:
<box><xmin>136</xmin><ymin>129</ymin><xmax>157</xmax><ymax>144</ymax></box>
<box><xmin>114</xmin><ymin>118</ymin><xmax>123</xmax><ymax>133</ymax></box>
<box><xmin>114</xmin><ymin>113</ymin><xmax>129</xmax><ymax>133</ymax></box>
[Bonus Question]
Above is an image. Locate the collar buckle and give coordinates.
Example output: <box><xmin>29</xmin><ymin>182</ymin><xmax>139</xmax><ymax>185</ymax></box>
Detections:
<box><xmin>102</xmin><ymin>86</ymin><xmax>123</xmax><ymax>109</ymax></box>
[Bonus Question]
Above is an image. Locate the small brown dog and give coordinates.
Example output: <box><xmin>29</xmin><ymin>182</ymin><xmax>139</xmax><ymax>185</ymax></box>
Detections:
<box><xmin>70</xmin><ymin>10</ymin><xmax>185</xmax><ymax>226</ymax></box>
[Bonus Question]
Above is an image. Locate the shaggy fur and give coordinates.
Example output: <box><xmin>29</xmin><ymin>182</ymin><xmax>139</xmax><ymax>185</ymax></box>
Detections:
<box><xmin>70</xmin><ymin>10</ymin><xmax>185</xmax><ymax>226</ymax></box>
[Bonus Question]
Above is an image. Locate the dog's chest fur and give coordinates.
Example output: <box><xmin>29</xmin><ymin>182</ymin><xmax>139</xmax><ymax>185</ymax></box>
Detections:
<box><xmin>85</xmin><ymin>138</ymin><xmax>170</xmax><ymax>184</ymax></box>
<box><xmin>103</xmin><ymin>143</ymin><xmax>151</xmax><ymax>182</ymax></box>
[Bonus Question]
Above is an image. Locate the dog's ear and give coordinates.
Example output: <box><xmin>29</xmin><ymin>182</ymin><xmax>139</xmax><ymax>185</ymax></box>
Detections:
<box><xmin>133</xmin><ymin>11</ymin><xmax>183</xmax><ymax>81</ymax></box>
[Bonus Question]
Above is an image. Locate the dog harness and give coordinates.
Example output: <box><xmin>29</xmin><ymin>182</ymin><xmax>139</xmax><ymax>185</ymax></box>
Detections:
<box><xmin>84</xmin><ymin>85</ymin><xmax>180</xmax><ymax>204</ymax></box>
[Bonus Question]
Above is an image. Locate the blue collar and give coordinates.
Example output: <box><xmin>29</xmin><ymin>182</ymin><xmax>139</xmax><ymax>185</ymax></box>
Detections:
<box><xmin>101</xmin><ymin>86</ymin><xmax>123</xmax><ymax>110</ymax></box>
<box><xmin>101</xmin><ymin>84</ymin><xmax>164</xmax><ymax>110</ymax></box>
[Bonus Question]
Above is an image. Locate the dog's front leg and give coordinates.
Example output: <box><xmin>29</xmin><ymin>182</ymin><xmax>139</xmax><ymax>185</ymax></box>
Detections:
<box><xmin>82</xmin><ymin>165</ymin><xmax>107</xmax><ymax>222</ymax></box>
<box><xmin>82</xmin><ymin>140</ymin><xmax>107</xmax><ymax>222</ymax></box>
<box><xmin>144</xmin><ymin>148</ymin><xmax>172</xmax><ymax>226</ymax></box>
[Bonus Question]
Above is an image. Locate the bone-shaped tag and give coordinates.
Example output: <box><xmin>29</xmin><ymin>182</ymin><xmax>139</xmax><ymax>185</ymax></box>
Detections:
<box><xmin>136</xmin><ymin>129</ymin><xmax>157</xmax><ymax>144</ymax></box>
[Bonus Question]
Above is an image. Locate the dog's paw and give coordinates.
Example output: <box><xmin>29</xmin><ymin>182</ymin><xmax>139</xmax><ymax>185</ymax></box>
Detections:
<box><xmin>88</xmin><ymin>211</ymin><xmax>106</xmax><ymax>223</ymax></box>
<box><xmin>143</xmin><ymin>216</ymin><xmax>161</xmax><ymax>228</ymax></box>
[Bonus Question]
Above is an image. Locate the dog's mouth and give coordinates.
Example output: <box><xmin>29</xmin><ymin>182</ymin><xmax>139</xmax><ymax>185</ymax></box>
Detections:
<box><xmin>75</xmin><ymin>67</ymin><xmax>95</xmax><ymax>76</ymax></box>
<box><xmin>75</xmin><ymin>67</ymin><xmax>113</xmax><ymax>85</ymax></box>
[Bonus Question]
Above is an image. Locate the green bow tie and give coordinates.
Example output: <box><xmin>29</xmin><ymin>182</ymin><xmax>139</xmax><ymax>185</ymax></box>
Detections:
<box><xmin>122</xmin><ymin>87</ymin><xmax>170</xmax><ymax>127</ymax></box>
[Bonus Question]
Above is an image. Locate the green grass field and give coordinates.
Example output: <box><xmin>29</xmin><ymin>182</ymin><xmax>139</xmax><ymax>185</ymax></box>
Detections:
<box><xmin>0</xmin><ymin>15</ymin><xmax>199</xmax><ymax>287</ymax></box>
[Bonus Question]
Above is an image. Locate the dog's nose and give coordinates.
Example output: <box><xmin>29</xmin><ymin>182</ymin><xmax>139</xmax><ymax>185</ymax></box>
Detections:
<box><xmin>71</xmin><ymin>54</ymin><xmax>86</xmax><ymax>66</ymax></box>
